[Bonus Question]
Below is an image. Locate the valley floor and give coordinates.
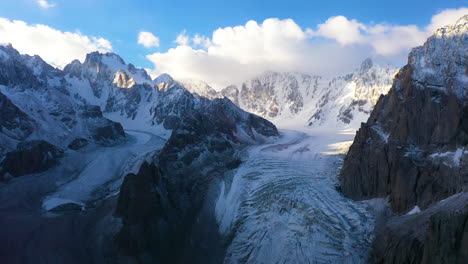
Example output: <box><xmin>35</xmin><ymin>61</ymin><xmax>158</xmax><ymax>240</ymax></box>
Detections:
<box><xmin>0</xmin><ymin>130</ymin><xmax>166</xmax><ymax>263</ymax></box>
<box><xmin>0</xmin><ymin>127</ymin><xmax>377</xmax><ymax>264</ymax></box>
<box><xmin>216</xmin><ymin>128</ymin><xmax>376</xmax><ymax>264</ymax></box>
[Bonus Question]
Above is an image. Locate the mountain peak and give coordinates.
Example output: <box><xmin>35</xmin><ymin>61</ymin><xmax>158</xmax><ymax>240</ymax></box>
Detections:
<box><xmin>409</xmin><ymin>15</ymin><xmax>467</xmax><ymax>98</ymax></box>
<box><xmin>0</xmin><ymin>44</ymin><xmax>21</xmax><ymax>59</ymax></box>
<box><xmin>360</xmin><ymin>58</ymin><xmax>373</xmax><ymax>72</ymax></box>
<box><xmin>154</xmin><ymin>73</ymin><xmax>174</xmax><ymax>84</ymax></box>
<box><xmin>154</xmin><ymin>73</ymin><xmax>176</xmax><ymax>91</ymax></box>
<box><xmin>455</xmin><ymin>14</ymin><xmax>468</xmax><ymax>26</ymax></box>
<box><xmin>84</xmin><ymin>51</ymin><xmax>126</xmax><ymax>70</ymax></box>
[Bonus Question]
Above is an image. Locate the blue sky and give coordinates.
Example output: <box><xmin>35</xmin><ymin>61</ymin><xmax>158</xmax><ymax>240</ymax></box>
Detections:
<box><xmin>0</xmin><ymin>0</ymin><xmax>466</xmax><ymax>87</ymax></box>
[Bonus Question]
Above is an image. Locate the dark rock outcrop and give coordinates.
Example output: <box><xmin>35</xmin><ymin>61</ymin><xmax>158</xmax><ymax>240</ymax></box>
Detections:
<box><xmin>371</xmin><ymin>193</ymin><xmax>468</xmax><ymax>264</ymax></box>
<box><xmin>91</xmin><ymin>122</ymin><xmax>125</xmax><ymax>144</ymax></box>
<box><xmin>67</xmin><ymin>138</ymin><xmax>89</xmax><ymax>150</ymax></box>
<box><xmin>114</xmin><ymin>162</ymin><xmax>171</xmax><ymax>262</ymax></box>
<box><xmin>0</xmin><ymin>140</ymin><xmax>63</xmax><ymax>180</ymax></box>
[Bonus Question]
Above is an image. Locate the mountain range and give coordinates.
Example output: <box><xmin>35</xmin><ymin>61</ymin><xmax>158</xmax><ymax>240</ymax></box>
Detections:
<box><xmin>0</xmin><ymin>14</ymin><xmax>466</xmax><ymax>264</ymax></box>
<box><xmin>181</xmin><ymin>58</ymin><xmax>397</xmax><ymax>129</ymax></box>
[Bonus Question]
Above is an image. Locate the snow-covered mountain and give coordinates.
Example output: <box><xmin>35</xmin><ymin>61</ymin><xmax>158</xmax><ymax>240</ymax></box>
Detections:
<box><xmin>0</xmin><ymin>45</ymin><xmax>125</xmax><ymax>157</ymax></box>
<box><xmin>183</xmin><ymin>59</ymin><xmax>398</xmax><ymax>129</ymax></box>
<box><xmin>62</xmin><ymin>52</ymin><xmax>277</xmax><ymax>139</ymax></box>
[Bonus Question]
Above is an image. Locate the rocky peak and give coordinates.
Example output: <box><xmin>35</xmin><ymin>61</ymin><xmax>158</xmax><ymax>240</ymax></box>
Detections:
<box><xmin>0</xmin><ymin>44</ymin><xmax>20</xmax><ymax>59</ymax></box>
<box><xmin>351</xmin><ymin>58</ymin><xmax>397</xmax><ymax>105</ymax></box>
<box><xmin>154</xmin><ymin>73</ymin><xmax>176</xmax><ymax>91</ymax></box>
<box><xmin>409</xmin><ymin>15</ymin><xmax>467</xmax><ymax>98</ymax></box>
<box><xmin>179</xmin><ymin>79</ymin><xmax>219</xmax><ymax>100</ymax></box>
<box><xmin>0</xmin><ymin>44</ymin><xmax>57</xmax><ymax>77</ymax></box>
<box><xmin>84</xmin><ymin>51</ymin><xmax>125</xmax><ymax>70</ymax></box>
<box><xmin>63</xmin><ymin>59</ymin><xmax>83</xmax><ymax>79</ymax></box>
<box><xmin>359</xmin><ymin>58</ymin><xmax>373</xmax><ymax>72</ymax></box>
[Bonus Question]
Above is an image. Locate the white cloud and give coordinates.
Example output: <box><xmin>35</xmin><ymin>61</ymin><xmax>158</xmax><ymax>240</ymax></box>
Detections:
<box><xmin>310</xmin><ymin>16</ymin><xmax>365</xmax><ymax>45</ymax></box>
<box><xmin>148</xmin><ymin>18</ymin><xmax>362</xmax><ymax>88</ymax></box>
<box><xmin>311</xmin><ymin>8</ymin><xmax>468</xmax><ymax>56</ymax></box>
<box><xmin>138</xmin><ymin>31</ymin><xmax>160</xmax><ymax>48</ymax></box>
<box><xmin>426</xmin><ymin>7</ymin><xmax>468</xmax><ymax>32</ymax></box>
<box><xmin>37</xmin><ymin>0</ymin><xmax>55</xmax><ymax>9</ymax></box>
<box><xmin>147</xmin><ymin>8</ymin><xmax>467</xmax><ymax>89</ymax></box>
<box><xmin>175</xmin><ymin>30</ymin><xmax>189</xmax><ymax>45</ymax></box>
<box><xmin>192</xmin><ymin>34</ymin><xmax>211</xmax><ymax>48</ymax></box>
<box><xmin>0</xmin><ymin>17</ymin><xmax>112</xmax><ymax>68</ymax></box>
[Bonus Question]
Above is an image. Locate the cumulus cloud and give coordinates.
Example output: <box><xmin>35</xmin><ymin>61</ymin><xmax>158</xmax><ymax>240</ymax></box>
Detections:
<box><xmin>175</xmin><ymin>30</ymin><xmax>189</xmax><ymax>45</ymax></box>
<box><xmin>37</xmin><ymin>0</ymin><xmax>55</xmax><ymax>9</ymax></box>
<box><xmin>147</xmin><ymin>8</ymin><xmax>467</xmax><ymax>89</ymax></box>
<box><xmin>426</xmin><ymin>7</ymin><xmax>468</xmax><ymax>32</ymax></box>
<box><xmin>0</xmin><ymin>17</ymin><xmax>112</xmax><ymax>68</ymax></box>
<box><xmin>138</xmin><ymin>31</ymin><xmax>160</xmax><ymax>48</ymax></box>
<box><xmin>311</xmin><ymin>7</ymin><xmax>468</xmax><ymax>56</ymax></box>
<box><xmin>310</xmin><ymin>16</ymin><xmax>365</xmax><ymax>45</ymax></box>
<box><xmin>192</xmin><ymin>34</ymin><xmax>212</xmax><ymax>48</ymax></box>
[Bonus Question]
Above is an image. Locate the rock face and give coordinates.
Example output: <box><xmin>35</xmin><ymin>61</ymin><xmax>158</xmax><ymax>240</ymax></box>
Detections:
<box><xmin>371</xmin><ymin>193</ymin><xmax>468</xmax><ymax>264</ymax></box>
<box><xmin>114</xmin><ymin>162</ymin><xmax>169</xmax><ymax>260</ymax></box>
<box><xmin>0</xmin><ymin>140</ymin><xmax>63</xmax><ymax>180</ymax></box>
<box><xmin>339</xmin><ymin>15</ymin><xmax>468</xmax><ymax>264</ymax></box>
<box><xmin>182</xmin><ymin>61</ymin><xmax>397</xmax><ymax>129</ymax></box>
<box><xmin>340</xmin><ymin>16</ymin><xmax>468</xmax><ymax>214</ymax></box>
<box><xmin>67</xmin><ymin>138</ymin><xmax>89</xmax><ymax>150</ymax></box>
<box><xmin>115</xmin><ymin>100</ymin><xmax>279</xmax><ymax>263</ymax></box>
<box><xmin>0</xmin><ymin>90</ymin><xmax>36</xmax><ymax>154</ymax></box>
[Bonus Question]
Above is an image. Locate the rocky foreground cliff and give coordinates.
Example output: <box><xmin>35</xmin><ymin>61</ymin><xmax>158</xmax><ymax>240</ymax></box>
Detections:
<box><xmin>340</xmin><ymin>15</ymin><xmax>468</xmax><ymax>263</ymax></box>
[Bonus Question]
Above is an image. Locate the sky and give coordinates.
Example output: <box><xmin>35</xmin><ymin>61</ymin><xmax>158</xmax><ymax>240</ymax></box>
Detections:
<box><xmin>0</xmin><ymin>0</ymin><xmax>466</xmax><ymax>88</ymax></box>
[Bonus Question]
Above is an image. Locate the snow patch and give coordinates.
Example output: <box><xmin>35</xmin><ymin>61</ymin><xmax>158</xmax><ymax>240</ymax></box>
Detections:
<box><xmin>406</xmin><ymin>206</ymin><xmax>421</xmax><ymax>215</ymax></box>
<box><xmin>100</xmin><ymin>53</ymin><xmax>126</xmax><ymax>71</ymax></box>
<box><xmin>429</xmin><ymin>148</ymin><xmax>466</xmax><ymax>167</ymax></box>
<box><xmin>42</xmin><ymin>197</ymin><xmax>84</xmax><ymax>211</ymax></box>
<box><xmin>371</xmin><ymin>124</ymin><xmax>389</xmax><ymax>143</ymax></box>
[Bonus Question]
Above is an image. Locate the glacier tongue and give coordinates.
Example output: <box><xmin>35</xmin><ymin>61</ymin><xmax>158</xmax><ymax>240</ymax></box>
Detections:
<box><xmin>41</xmin><ymin>130</ymin><xmax>167</xmax><ymax>211</ymax></box>
<box><xmin>216</xmin><ymin>129</ymin><xmax>375</xmax><ymax>264</ymax></box>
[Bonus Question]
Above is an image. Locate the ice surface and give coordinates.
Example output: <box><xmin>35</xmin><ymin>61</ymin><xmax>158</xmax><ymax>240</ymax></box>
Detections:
<box><xmin>42</xmin><ymin>197</ymin><xmax>84</xmax><ymax>211</ymax></box>
<box><xmin>216</xmin><ymin>128</ymin><xmax>375</xmax><ymax>264</ymax></box>
<box><xmin>42</xmin><ymin>130</ymin><xmax>166</xmax><ymax>210</ymax></box>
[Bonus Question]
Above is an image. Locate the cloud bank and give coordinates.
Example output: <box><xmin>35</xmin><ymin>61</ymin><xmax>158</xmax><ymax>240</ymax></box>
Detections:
<box><xmin>0</xmin><ymin>18</ymin><xmax>112</xmax><ymax>68</ymax></box>
<box><xmin>147</xmin><ymin>8</ymin><xmax>468</xmax><ymax>89</ymax></box>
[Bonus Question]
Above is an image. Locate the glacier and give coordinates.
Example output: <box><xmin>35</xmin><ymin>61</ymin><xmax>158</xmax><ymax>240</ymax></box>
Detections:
<box><xmin>216</xmin><ymin>129</ymin><xmax>376</xmax><ymax>264</ymax></box>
